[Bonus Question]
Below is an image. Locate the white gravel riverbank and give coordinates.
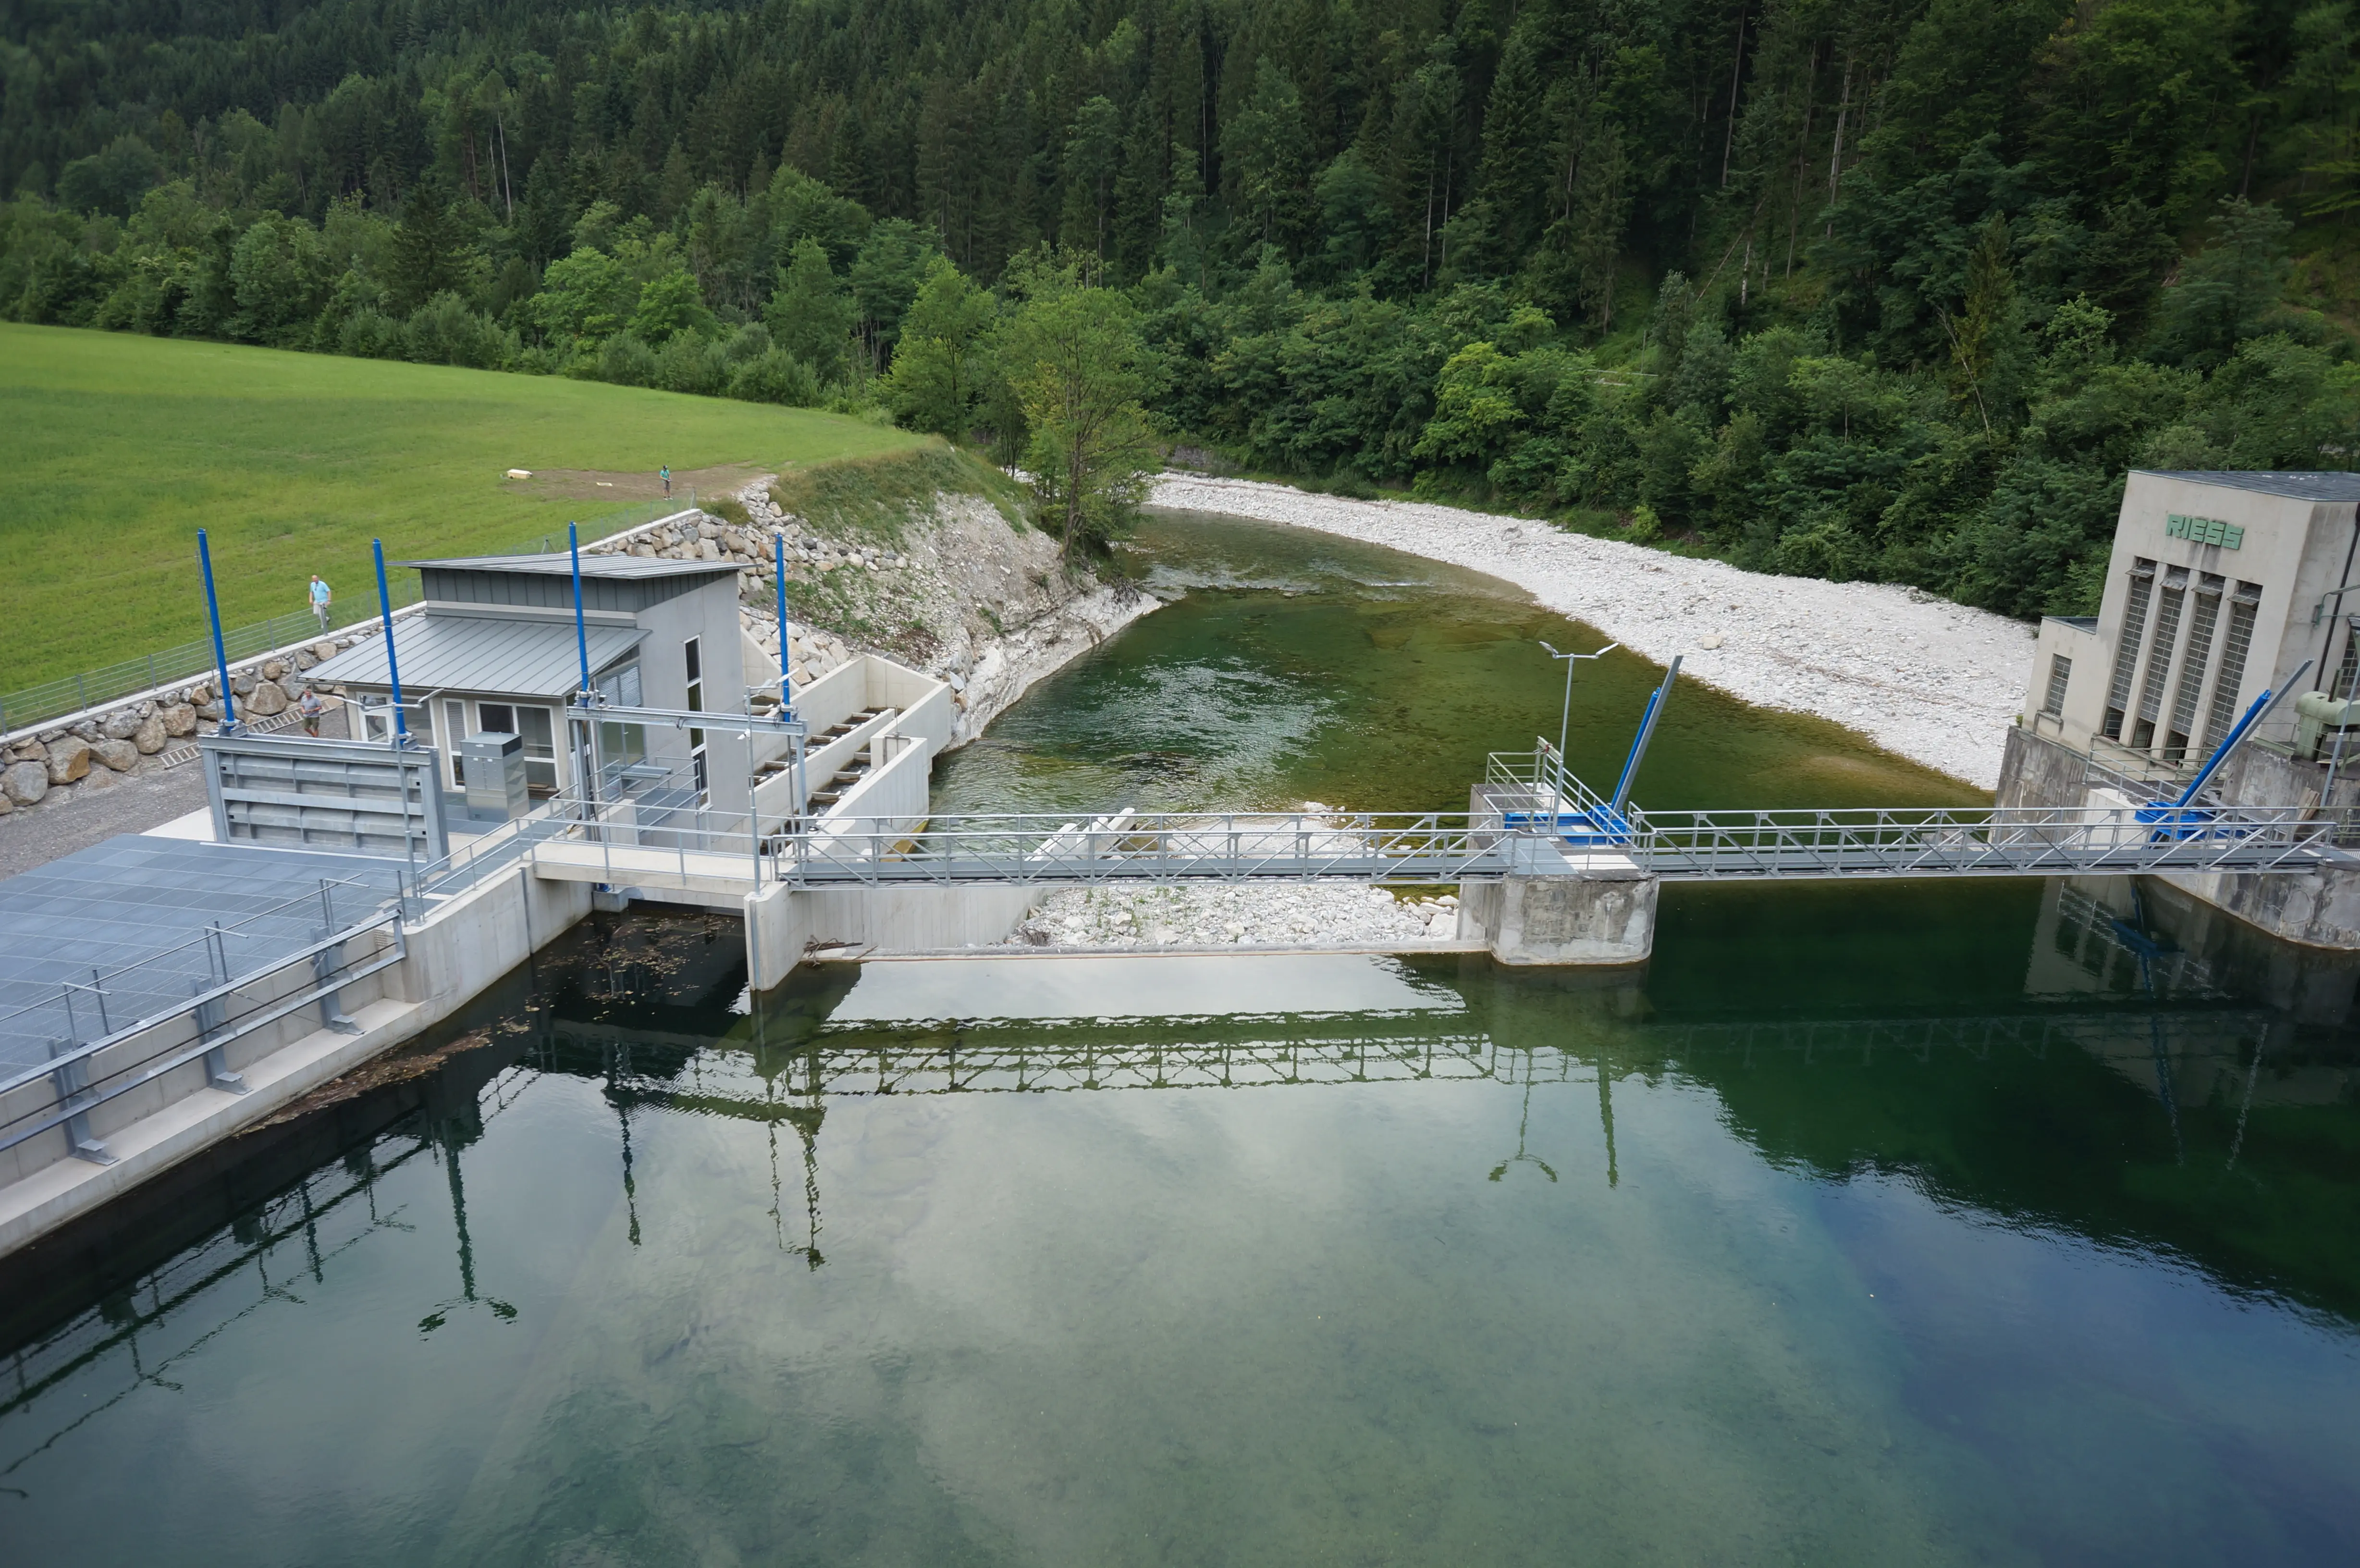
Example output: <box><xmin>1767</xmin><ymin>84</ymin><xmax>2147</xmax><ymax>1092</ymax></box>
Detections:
<box><xmin>1151</xmin><ymin>473</ymin><xmax>2035</xmax><ymax>791</ymax></box>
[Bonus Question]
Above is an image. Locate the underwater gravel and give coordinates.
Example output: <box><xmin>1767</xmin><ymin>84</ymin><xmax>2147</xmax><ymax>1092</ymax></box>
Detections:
<box><xmin>1151</xmin><ymin>474</ymin><xmax>2033</xmax><ymax>791</ymax></box>
<box><xmin>1002</xmin><ymin>881</ymin><xmax>1463</xmax><ymax>950</ymax></box>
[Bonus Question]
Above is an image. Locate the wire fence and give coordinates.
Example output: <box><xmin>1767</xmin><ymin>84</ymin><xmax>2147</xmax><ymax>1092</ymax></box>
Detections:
<box><xmin>0</xmin><ymin>499</ymin><xmax>698</xmax><ymax>740</ymax></box>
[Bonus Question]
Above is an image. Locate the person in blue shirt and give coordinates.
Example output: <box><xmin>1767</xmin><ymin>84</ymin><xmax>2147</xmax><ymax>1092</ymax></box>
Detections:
<box><xmin>660</xmin><ymin>465</ymin><xmax>672</xmax><ymax>500</ymax></box>
<box><xmin>308</xmin><ymin>574</ymin><xmax>332</xmax><ymax>632</ymax></box>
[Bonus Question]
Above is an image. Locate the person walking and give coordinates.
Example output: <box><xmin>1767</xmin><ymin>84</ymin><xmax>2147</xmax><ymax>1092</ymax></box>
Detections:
<box><xmin>660</xmin><ymin>464</ymin><xmax>672</xmax><ymax>500</ymax></box>
<box><xmin>308</xmin><ymin>574</ymin><xmax>332</xmax><ymax>632</ymax></box>
<box><xmin>298</xmin><ymin>685</ymin><xmax>324</xmax><ymax>737</ymax></box>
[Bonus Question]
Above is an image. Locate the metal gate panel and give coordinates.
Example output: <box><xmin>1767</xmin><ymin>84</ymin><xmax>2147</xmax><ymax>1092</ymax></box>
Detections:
<box><xmin>199</xmin><ymin>734</ymin><xmax>449</xmax><ymax>861</ymax></box>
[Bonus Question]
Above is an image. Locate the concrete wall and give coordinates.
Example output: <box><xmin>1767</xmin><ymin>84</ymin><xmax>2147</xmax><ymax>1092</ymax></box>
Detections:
<box><xmin>1997</xmin><ymin>718</ymin><xmax>2360</xmax><ymax>950</ymax></box>
<box><xmin>744</xmin><ymin>880</ymin><xmax>1043</xmax><ymax>989</ymax></box>
<box><xmin>1458</xmin><ymin>871</ymin><xmax>1658</xmax><ymax>965</ymax></box>
<box><xmin>2028</xmin><ymin>617</ymin><xmax>2105</xmax><ymax>739</ymax></box>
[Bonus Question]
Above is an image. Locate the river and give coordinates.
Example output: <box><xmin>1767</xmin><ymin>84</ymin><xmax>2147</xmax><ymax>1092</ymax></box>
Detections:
<box><xmin>1</xmin><ymin>514</ymin><xmax>2355</xmax><ymax>1564</ymax></box>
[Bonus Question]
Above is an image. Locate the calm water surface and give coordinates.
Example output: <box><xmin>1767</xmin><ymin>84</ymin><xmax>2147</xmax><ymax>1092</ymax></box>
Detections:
<box><xmin>2</xmin><ymin>514</ymin><xmax>2356</xmax><ymax>1565</ymax></box>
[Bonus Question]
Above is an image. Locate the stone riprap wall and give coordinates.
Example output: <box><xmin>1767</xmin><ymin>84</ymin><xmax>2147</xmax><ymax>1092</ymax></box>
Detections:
<box><xmin>0</xmin><ymin>633</ymin><xmax>369</xmax><ymax>819</ymax></box>
<box><xmin>719</xmin><ymin>479</ymin><xmax>1156</xmax><ymax>741</ymax></box>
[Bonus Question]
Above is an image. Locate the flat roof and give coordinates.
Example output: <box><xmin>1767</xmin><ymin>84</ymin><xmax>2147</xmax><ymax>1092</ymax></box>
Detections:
<box><xmin>401</xmin><ymin>551</ymin><xmax>742</xmax><ymax>580</ymax></box>
<box><xmin>0</xmin><ymin>836</ymin><xmax>406</xmax><ymax>1082</ymax></box>
<box><xmin>307</xmin><ymin>615</ymin><xmax>645</xmax><ymax>698</ymax></box>
<box><xmin>2135</xmin><ymin>471</ymin><xmax>2360</xmax><ymax>503</ymax></box>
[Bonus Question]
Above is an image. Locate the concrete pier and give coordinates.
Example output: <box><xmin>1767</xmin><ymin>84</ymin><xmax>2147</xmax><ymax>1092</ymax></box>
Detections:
<box><xmin>1457</xmin><ymin>869</ymin><xmax>1658</xmax><ymax>966</ymax></box>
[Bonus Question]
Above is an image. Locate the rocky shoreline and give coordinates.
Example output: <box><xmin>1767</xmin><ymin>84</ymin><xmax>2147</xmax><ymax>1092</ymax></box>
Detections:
<box><xmin>1150</xmin><ymin>473</ymin><xmax>2033</xmax><ymax>791</ymax></box>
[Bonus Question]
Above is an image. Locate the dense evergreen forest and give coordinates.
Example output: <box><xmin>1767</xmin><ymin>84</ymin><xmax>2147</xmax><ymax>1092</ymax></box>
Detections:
<box><xmin>4</xmin><ymin>0</ymin><xmax>2357</xmax><ymax>610</ymax></box>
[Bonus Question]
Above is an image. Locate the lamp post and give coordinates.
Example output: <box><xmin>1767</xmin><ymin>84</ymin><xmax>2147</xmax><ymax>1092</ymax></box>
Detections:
<box><xmin>1538</xmin><ymin>638</ymin><xmax>1619</xmax><ymax>773</ymax></box>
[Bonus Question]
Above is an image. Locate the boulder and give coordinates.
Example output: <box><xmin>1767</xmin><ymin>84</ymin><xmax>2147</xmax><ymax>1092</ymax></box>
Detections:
<box><xmin>133</xmin><ymin>714</ymin><xmax>168</xmax><ymax>753</ymax></box>
<box><xmin>101</xmin><ymin>709</ymin><xmax>143</xmax><ymax>740</ymax></box>
<box><xmin>231</xmin><ymin>671</ymin><xmax>256</xmax><ymax>696</ymax></box>
<box><xmin>1</xmin><ymin>760</ymin><xmax>46</xmax><ymax>806</ymax></box>
<box><xmin>312</xmin><ymin>640</ymin><xmax>338</xmax><ymax>662</ymax></box>
<box><xmin>93</xmin><ymin>738</ymin><xmax>140</xmax><ymax>772</ymax></box>
<box><xmin>196</xmin><ymin>701</ymin><xmax>224</xmax><ymax>721</ymax></box>
<box><xmin>80</xmin><ymin>761</ymin><xmax>121</xmax><ymax>790</ymax></box>
<box><xmin>244</xmin><ymin>680</ymin><xmax>290</xmax><ymax>717</ymax></box>
<box><xmin>162</xmin><ymin>704</ymin><xmax>198</xmax><ymax>736</ymax></box>
<box><xmin>0</xmin><ymin>791</ymin><xmax>11</xmax><ymax>816</ymax></box>
<box><xmin>263</xmin><ymin>659</ymin><xmax>287</xmax><ymax>680</ymax></box>
<box><xmin>294</xmin><ymin>649</ymin><xmax>317</xmax><ymax>671</ymax></box>
<box><xmin>696</xmin><ymin>538</ymin><xmax>721</xmax><ymax>560</ymax></box>
<box><xmin>13</xmin><ymin>740</ymin><xmax>46</xmax><ymax>763</ymax></box>
<box><xmin>45</xmin><ymin>737</ymin><xmax>90</xmax><ymax>784</ymax></box>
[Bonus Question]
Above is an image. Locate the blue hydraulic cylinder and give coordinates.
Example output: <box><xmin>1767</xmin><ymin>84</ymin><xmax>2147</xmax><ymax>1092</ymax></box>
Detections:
<box><xmin>775</xmin><ymin>532</ymin><xmax>795</xmax><ymax>716</ymax></box>
<box><xmin>197</xmin><ymin>529</ymin><xmax>237</xmax><ymax>732</ymax></box>
<box><xmin>372</xmin><ymin>539</ymin><xmax>407</xmax><ymax>744</ymax></box>
<box><xmin>570</xmin><ymin>521</ymin><xmax>590</xmax><ymax>696</ymax></box>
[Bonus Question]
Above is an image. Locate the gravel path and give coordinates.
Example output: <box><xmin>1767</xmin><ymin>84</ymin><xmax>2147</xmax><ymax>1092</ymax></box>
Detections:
<box><xmin>1151</xmin><ymin>474</ymin><xmax>2035</xmax><ymax>791</ymax></box>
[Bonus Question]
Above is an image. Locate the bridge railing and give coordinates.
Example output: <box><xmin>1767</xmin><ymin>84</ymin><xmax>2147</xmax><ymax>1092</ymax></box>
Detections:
<box><xmin>773</xmin><ymin>808</ymin><xmax>1519</xmax><ymax>886</ymax></box>
<box><xmin>1614</xmin><ymin>802</ymin><xmax>2347</xmax><ymax>880</ymax></box>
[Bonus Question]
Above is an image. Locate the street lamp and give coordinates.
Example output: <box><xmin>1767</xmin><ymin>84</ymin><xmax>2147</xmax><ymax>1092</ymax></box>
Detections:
<box><xmin>1539</xmin><ymin>638</ymin><xmax>1620</xmax><ymax>772</ymax></box>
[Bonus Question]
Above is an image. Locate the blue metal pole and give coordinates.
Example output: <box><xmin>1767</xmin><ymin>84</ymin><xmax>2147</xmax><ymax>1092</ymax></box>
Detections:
<box><xmin>372</xmin><ymin>539</ymin><xmax>407</xmax><ymax>745</ymax></box>
<box><xmin>774</xmin><ymin>531</ymin><xmax>794</xmax><ymax>716</ymax></box>
<box><xmin>1609</xmin><ymin>656</ymin><xmax>1682</xmax><ymax>814</ymax></box>
<box><xmin>197</xmin><ymin>529</ymin><xmax>238</xmax><ymax>732</ymax></box>
<box><xmin>570</xmin><ymin>521</ymin><xmax>590</xmax><ymax>695</ymax></box>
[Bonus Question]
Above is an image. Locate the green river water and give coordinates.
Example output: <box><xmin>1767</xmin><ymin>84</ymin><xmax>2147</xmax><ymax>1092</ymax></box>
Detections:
<box><xmin>2</xmin><ymin>513</ymin><xmax>2356</xmax><ymax>1565</ymax></box>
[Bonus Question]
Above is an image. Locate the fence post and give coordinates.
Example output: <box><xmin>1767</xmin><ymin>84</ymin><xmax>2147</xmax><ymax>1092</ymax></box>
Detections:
<box><xmin>47</xmin><ymin>1039</ymin><xmax>116</xmax><ymax>1165</ymax></box>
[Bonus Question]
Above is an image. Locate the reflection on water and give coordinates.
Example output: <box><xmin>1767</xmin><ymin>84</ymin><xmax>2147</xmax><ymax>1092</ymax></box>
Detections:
<box><xmin>3</xmin><ymin>883</ymin><xmax>2357</xmax><ymax>1565</ymax></box>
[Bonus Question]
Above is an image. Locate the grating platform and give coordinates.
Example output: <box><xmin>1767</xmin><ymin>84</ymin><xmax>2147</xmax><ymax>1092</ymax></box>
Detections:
<box><xmin>0</xmin><ymin>836</ymin><xmax>406</xmax><ymax>1081</ymax></box>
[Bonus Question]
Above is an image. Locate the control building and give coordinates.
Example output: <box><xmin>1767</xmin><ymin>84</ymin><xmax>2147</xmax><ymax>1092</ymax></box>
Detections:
<box><xmin>2002</xmin><ymin>469</ymin><xmax>2360</xmax><ymax>948</ymax></box>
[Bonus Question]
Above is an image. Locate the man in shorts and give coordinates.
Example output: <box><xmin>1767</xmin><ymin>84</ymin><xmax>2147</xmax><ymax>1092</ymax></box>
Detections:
<box><xmin>309</xmin><ymin>574</ymin><xmax>332</xmax><ymax>632</ymax></box>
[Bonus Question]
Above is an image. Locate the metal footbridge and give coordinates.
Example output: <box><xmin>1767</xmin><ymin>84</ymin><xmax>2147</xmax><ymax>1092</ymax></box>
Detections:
<box><xmin>396</xmin><ymin>654</ymin><xmax>2356</xmax><ymax>904</ymax></box>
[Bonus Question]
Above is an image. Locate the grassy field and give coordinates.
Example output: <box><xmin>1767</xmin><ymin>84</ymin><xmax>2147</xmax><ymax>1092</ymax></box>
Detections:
<box><xmin>0</xmin><ymin>323</ymin><xmax>922</xmax><ymax>691</ymax></box>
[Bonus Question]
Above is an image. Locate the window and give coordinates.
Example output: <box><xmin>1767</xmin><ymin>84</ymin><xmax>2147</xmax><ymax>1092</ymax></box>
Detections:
<box><xmin>360</xmin><ymin>694</ymin><xmax>431</xmax><ymax>747</ymax></box>
<box><xmin>2165</xmin><ymin>584</ymin><xmax>2222</xmax><ymax>761</ymax></box>
<box><xmin>514</xmin><ymin>706</ymin><xmax>556</xmax><ymax>793</ymax></box>
<box><xmin>2043</xmin><ymin>655</ymin><xmax>2073</xmax><ymax>717</ymax></box>
<box><xmin>595</xmin><ymin>662</ymin><xmax>642</xmax><ymax>708</ymax></box>
<box><xmin>2337</xmin><ymin>622</ymin><xmax>2360</xmax><ymax>701</ymax></box>
<box><xmin>2131</xmin><ymin>568</ymin><xmax>2187</xmax><ymax>751</ymax></box>
<box><xmin>2200</xmin><ymin>582</ymin><xmax>2263</xmax><ymax>752</ymax></box>
<box><xmin>2103</xmin><ymin>560</ymin><xmax>2155</xmax><ymax>740</ymax></box>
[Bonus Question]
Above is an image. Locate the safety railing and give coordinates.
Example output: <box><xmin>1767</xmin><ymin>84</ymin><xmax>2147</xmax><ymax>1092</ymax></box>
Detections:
<box><xmin>1612</xmin><ymin>802</ymin><xmax>2350</xmax><ymax>880</ymax></box>
<box><xmin>773</xmin><ymin>809</ymin><xmax>1519</xmax><ymax>886</ymax></box>
<box><xmin>0</xmin><ymin>906</ymin><xmax>407</xmax><ymax>1167</ymax></box>
<box><xmin>0</xmin><ymin>871</ymin><xmax>401</xmax><ymax>1074</ymax></box>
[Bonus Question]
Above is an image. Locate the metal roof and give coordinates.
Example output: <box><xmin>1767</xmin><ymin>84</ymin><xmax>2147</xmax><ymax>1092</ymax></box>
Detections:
<box><xmin>2137</xmin><ymin>471</ymin><xmax>2360</xmax><ymax>503</ymax></box>
<box><xmin>401</xmin><ymin>551</ymin><xmax>741</xmax><ymax>580</ymax></box>
<box><xmin>307</xmin><ymin>615</ymin><xmax>644</xmax><ymax>697</ymax></box>
<box><xmin>0</xmin><ymin>836</ymin><xmax>406</xmax><ymax>1081</ymax></box>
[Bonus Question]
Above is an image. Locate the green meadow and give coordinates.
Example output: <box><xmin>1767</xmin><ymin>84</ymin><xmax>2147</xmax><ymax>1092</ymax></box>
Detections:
<box><xmin>0</xmin><ymin>323</ymin><xmax>921</xmax><ymax>691</ymax></box>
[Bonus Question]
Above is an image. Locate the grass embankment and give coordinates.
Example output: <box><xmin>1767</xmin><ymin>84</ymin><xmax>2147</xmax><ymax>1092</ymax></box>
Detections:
<box><xmin>0</xmin><ymin>322</ymin><xmax>922</xmax><ymax>690</ymax></box>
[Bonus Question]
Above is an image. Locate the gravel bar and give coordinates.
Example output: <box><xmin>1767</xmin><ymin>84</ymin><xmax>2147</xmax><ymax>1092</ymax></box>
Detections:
<box><xmin>1151</xmin><ymin>474</ymin><xmax>2034</xmax><ymax>791</ymax></box>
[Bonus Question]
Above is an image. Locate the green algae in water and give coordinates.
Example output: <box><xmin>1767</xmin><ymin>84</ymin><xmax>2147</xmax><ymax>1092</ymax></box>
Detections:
<box><xmin>931</xmin><ymin>509</ymin><xmax>1984</xmax><ymax>817</ymax></box>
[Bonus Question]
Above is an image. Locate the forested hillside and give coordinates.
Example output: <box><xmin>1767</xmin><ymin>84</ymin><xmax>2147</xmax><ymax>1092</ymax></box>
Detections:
<box><xmin>4</xmin><ymin>0</ymin><xmax>2357</xmax><ymax>614</ymax></box>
